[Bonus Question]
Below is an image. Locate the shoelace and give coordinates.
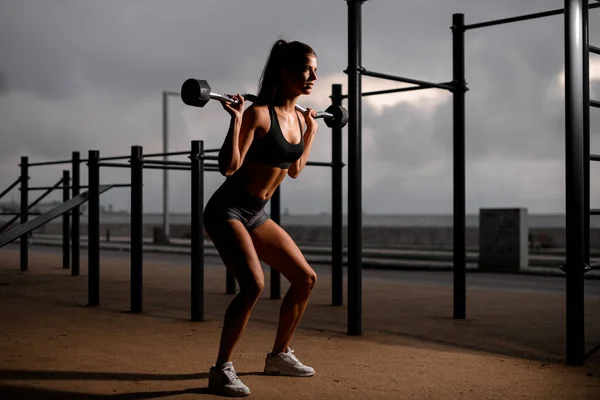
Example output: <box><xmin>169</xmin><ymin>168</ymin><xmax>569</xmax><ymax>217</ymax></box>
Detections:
<box><xmin>283</xmin><ymin>349</ymin><xmax>302</xmax><ymax>366</ymax></box>
<box><xmin>222</xmin><ymin>367</ymin><xmax>240</xmax><ymax>383</ymax></box>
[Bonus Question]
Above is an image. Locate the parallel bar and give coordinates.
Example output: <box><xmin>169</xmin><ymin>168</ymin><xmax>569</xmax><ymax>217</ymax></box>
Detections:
<box><xmin>62</xmin><ymin>170</ymin><xmax>70</xmax><ymax>270</ymax></box>
<box><xmin>465</xmin><ymin>2</ymin><xmax>600</xmax><ymax>30</ymax></box>
<box><xmin>203</xmin><ymin>148</ymin><xmax>220</xmax><ymax>153</ymax></box>
<box><xmin>142</xmin><ymin>165</ymin><xmax>192</xmax><ymax>171</ymax></box>
<box><xmin>92</xmin><ymin>183</ymin><xmax>130</xmax><ymax>188</ymax></box>
<box><xmin>340</xmin><ymin>84</ymin><xmax>451</xmax><ymax>99</ymax></box>
<box><xmin>97</xmin><ymin>161</ymin><xmax>217</xmax><ymax>172</ymax></box>
<box><xmin>347</xmin><ymin>0</ymin><xmax>363</xmax><ymax>336</ymax></box>
<box><xmin>564</xmin><ymin>0</ymin><xmax>586</xmax><ymax>367</ymax></box>
<box><xmin>142</xmin><ymin>150</ymin><xmax>190</xmax><ymax>158</ymax></box>
<box><xmin>452</xmin><ymin>13</ymin><xmax>467</xmax><ymax>320</ymax></box>
<box><xmin>591</xmin><ymin>209</ymin><xmax>600</xmax><ymax>215</ymax></box>
<box><xmin>590</xmin><ymin>45</ymin><xmax>600</xmax><ymax>55</ymax></box>
<box><xmin>589</xmin><ymin>154</ymin><xmax>600</xmax><ymax>161</ymax></box>
<box><xmin>20</xmin><ymin>157</ymin><xmax>28</xmax><ymax>272</ymax></box>
<box><xmin>191</xmin><ymin>140</ymin><xmax>204</xmax><ymax>321</ymax></box>
<box><xmin>0</xmin><ymin>213</ymin><xmax>42</xmax><ymax>216</ymax></box>
<box><xmin>270</xmin><ymin>188</ymin><xmax>281</xmax><ymax>300</ymax></box>
<box><xmin>97</xmin><ymin>162</ymin><xmax>130</xmax><ymax>168</ymax></box>
<box><xmin>358</xmin><ymin>68</ymin><xmax>454</xmax><ymax>91</ymax></box>
<box><xmin>27</xmin><ymin>186</ymin><xmax>68</xmax><ymax>191</ymax></box>
<box><xmin>331</xmin><ymin>83</ymin><xmax>344</xmax><ymax>307</ymax></box>
<box><xmin>590</xmin><ymin>99</ymin><xmax>600</xmax><ymax>108</ymax></box>
<box><xmin>87</xmin><ymin>151</ymin><xmax>100</xmax><ymax>306</ymax></box>
<box><xmin>130</xmin><ymin>146</ymin><xmax>143</xmax><ymax>314</ymax></box>
<box><xmin>0</xmin><ymin>212</ymin><xmax>41</xmax><ymax>216</ymax></box>
<box><xmin>202</xmin><ymin>155</ymin><xmax>218</xmax><ymax>161</ymax></box>
<box><xmin>29</xmin><ymin>184</ymin><xmax>129</xmax><ymax>190</ymax></box>
<box><xmin>28</xmin><ymin>159</ymin><xmax>74</xmax><ymax>167</ymax></box>
<box><xmin>142</xmin><ymin>160</ymin><xmax>191</xmax><ymax>167</ymax></box>
<box><xmin>0</xmin><ymin>177</ymin><xmax>21</xmax><ymax>202</ymax></box>
<box><xmin>71</xmin><ymin>152</ymin><xmax>80</xmax><ymax>277</ymax></box>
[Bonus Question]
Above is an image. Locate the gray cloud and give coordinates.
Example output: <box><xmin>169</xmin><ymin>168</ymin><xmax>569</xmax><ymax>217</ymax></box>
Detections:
<box><xmin>1</xmin><ymin>0</ymin><xmax>599</xmax><ymax>215</ymax></box>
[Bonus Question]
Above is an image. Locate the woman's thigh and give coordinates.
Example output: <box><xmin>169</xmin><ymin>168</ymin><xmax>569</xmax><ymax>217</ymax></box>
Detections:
<box><xmin>205</xmin><ymin>216</ymin><xmax>265</xmax><ymax>291</ymax></box>
<box><xmin>249</xmin><ymin>219</ymin><xmax>316</xmax><ymax>285</ymax></box>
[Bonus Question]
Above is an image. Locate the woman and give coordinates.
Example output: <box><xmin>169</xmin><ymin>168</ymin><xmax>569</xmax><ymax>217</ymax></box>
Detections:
<box><xmin>204</xmin><ymin>39</ymin><xmax>320</xmax><ymax>397</ymax></box>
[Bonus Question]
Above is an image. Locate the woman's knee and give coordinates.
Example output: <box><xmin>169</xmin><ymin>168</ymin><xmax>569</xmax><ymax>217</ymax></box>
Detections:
<box><xmin>292</xmin><ymin>268</ymin><xmax>317</xmax><ymax>291</ymax></box>
<box><xmin>239</xmin><ymin>277</ymin><xmax>265</xmax><ymax>299</ymax></box>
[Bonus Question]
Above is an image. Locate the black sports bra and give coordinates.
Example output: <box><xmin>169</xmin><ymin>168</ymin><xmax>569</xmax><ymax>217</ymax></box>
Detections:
<box><xmin>244</xmin><ymin>105</ymin><xmax>305</xmax><ymax>169</ymax></box>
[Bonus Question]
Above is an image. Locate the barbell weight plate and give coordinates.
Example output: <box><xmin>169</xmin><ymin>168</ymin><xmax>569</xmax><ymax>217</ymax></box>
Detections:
<box><xmin>181</xmin><ymin>79</ymin><xmax>212</xmax><ymax>108</ymax></box>
<box><xmin>324</xmin><ymin>105</ymin><xmax>349</xmax><ymax>129</ymax></box>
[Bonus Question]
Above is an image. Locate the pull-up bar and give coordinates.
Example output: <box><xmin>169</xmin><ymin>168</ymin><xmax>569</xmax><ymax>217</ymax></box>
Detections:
<box><xmin>464</xmin><ymin>1</ymin><xmax>600</xmax><ymax>30</ymax></box>
<box><xmin>347</xmin><ymin>67</ymin><xmax>455</xmax><ymax>92</ymax></box>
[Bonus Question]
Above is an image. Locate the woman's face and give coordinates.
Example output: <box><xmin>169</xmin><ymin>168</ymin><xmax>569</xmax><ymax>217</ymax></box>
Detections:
<box><xmin>284</xmin><ymin>54</ymin><xmax>318</xmax><ymax>97</ymax></box>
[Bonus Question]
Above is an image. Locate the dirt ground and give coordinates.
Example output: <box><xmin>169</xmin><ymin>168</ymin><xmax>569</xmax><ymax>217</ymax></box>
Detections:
<box><xmin>0</xmin><ymin>248</ymin><xmax>599</xmax><ymax>399</ymax></box>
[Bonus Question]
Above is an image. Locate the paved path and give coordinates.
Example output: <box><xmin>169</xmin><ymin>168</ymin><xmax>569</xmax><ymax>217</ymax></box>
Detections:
<box><xmin>0</xmin><ymin>247</ymin><xmax>599</xmax><ymax>399</ymax></box>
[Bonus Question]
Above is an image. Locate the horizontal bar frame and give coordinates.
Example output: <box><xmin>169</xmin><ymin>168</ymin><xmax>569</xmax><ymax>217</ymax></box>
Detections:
<box><xmin>356</xmin><ymin>67</ymin><xmax>454</xmax><ymax>91</ymax></box>
<box><xmin>142</xmin><ymin>160</ymin><xmax>192</xmax><ymax>167</ymax></box>
<box><xmin>26</xmin><ymin>149</ymin><xmax>219</xmax><ymax>167</ymax></box>
<box><xmin>339</xmin><ymin>83</ymin><xmax>453</xmax><ymax>100</ymax></box>
<box><xmin>28</xmin><ymin>159</ymin><xmax>74</xmax><ymax>167</ymax></box>
<box><xmin>0</xmin><ymin>212</ymin><xmax>42</xmax><ymax>216</ymax></box>
<box><xmin>591</xmin><ymin>100</ymin><xmax>600</xmax><ymax>108</ymax></box>
<box><xmin>464</xmin><ymin>2</ymin><xmax>600</xmax><ymax>30</ymax></box>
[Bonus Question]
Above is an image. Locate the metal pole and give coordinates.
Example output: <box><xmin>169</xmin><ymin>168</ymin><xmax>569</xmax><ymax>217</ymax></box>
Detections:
<box><xmin>71</xmin><ymin>152</ymin><xmax>80</xmax><ymax>277</ymax></box>
<box><xmin>347</xmin><ymin>0</ymin><xmax>363</xmax><ymax>336</ymax></box>
<box><xmin>62</xmin><ymin>170</ymin><xmax>70</xmax><ymax>270</ymax></box>
<box><xmin>564</xmin><ymin>0</ymin><xmax>586</xmax><ymax>367</ymax></box>
<box><xmin>331</xmin><ymin>83</ymin><xmax>344</xmax><ymax>307</ymax></box>
<box><xmin>452</xmin><ymin>13</ymin><xmax>466</xmax><ymax>320</ymax></box>
<box><xmin>583</xmin><ymin>0</ymin><xmax>591</xmax><ymax>275</ymax></box>
<box><xmin>131</xmin><ymin>146</ymin><xmax>143</xmax><ymax>313</ymax></box>
<box><xmin>20</xmin><ymin>157</ymin><xmax>28</xmax><ymax>272</ymax></box>
<box><xmin>87</xmin><ymin>150</ymin><xmax>100</xmax><ymax>306</ymax></box>
<box><xmin>162</xmin><ymin>91</ymin><xmax>170</xmax><ymax>240</ymax></box>
<box><xmin>270</xmin><ymin>187</ymin><xmax>281</xmax><ymax>300</ymax></box>
<box><xmin>191</xmin><ymin>140</ymin><xmax>205</xmax><ymax>321</ymax></box>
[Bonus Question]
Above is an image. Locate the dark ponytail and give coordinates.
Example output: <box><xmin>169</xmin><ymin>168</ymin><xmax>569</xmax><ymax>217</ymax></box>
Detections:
<box><xmin>256</xmin><ymin>39</ymin><xmax>316</xmax><ymax>105</ymax></box>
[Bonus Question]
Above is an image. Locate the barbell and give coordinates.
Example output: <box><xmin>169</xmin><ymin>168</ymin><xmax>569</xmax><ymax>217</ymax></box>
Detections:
<box><xmin>180</xmin><ymin>78</ymin><xmax>349</xmax><ymax>129</ymax></box>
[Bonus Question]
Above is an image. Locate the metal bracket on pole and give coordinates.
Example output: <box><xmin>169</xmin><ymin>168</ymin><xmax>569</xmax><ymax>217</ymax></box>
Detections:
<box><xmin>450</xmin><ymin>79</ymin><xmax>470</xmax><ymax>93</ymax></box>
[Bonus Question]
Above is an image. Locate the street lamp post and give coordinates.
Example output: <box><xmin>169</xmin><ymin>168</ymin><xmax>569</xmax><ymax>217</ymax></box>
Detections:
<box><xmin>162</xmin><ymin>90</ymin><xmax>180</xmax><ymax>241</ymax></box>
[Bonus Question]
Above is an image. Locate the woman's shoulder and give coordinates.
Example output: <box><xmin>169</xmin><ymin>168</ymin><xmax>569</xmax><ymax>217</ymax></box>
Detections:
<box><xmin>243</xmin><ymin>103</ymin><xmax>271</xmax><ymax>128</ymax></box>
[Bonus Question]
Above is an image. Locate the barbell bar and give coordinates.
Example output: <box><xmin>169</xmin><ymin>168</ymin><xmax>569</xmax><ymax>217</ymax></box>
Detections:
<box><xmin>180</xmin><ymin>78</ymin><xmax>349</xmax><ymax>129</ymax></box>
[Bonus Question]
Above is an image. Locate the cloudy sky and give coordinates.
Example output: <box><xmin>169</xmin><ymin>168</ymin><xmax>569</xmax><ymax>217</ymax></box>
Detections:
<box><xmin>2</xmin><ymin>0</ymin><xmax>600</xmax><ymax>216</ymax></box>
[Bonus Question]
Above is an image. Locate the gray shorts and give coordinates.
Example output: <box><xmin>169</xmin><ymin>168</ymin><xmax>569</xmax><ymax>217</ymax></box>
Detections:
<box><xmin>203</xmin><ymin>177</ymin><xmax>270</xmax><ymax>232</ymax></box>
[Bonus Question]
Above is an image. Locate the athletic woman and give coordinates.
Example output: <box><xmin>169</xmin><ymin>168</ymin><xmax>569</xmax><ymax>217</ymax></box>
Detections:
<box><xmin>204</xmin><ymin>39</ymin><xmax>319</xmax><ymax>397</ymax></box>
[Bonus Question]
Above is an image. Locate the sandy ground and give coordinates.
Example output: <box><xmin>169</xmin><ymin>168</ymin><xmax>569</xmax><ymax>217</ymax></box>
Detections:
<box><xmin>0</xmin><ymin>248</ymin><xmax>599</xmax><ymax>399</ymax></box>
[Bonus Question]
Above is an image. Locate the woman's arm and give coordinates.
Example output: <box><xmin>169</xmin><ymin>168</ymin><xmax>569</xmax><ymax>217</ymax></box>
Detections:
<box><xmin>218</xmin><ymin>104</ymin><xmax>260</xmax><ymax>176</ymax></box>
<box><xmin>288</xmin><ymin>109</ymin><xmax>318</xmax><ymax>179</ymax></box>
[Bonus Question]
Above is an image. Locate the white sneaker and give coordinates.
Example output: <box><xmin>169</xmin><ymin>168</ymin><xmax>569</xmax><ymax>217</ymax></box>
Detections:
<box><xmin>264</xmin><ymin>348</ymin><xmax>315</xmax><ymax>377</ymax></box>
<box><xmin>208</xmin><ymin>362</ymin><xmax>251</xmax><ymax>397</ymax></box>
